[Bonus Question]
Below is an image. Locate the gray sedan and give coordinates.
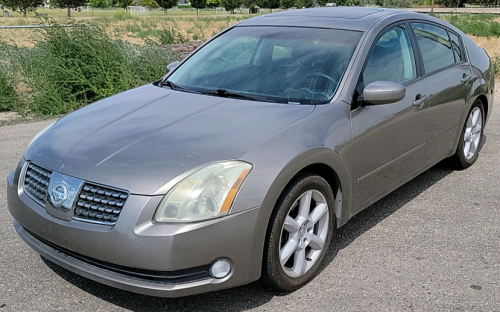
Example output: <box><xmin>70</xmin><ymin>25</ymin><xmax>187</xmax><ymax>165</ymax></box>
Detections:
<box><xmin>7</xmin><ymin>7</ymin><xmax>494</xmax><ymax>297</ymax></box>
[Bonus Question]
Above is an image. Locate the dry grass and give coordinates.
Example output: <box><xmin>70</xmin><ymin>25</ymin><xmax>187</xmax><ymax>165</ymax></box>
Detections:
<box><xmin>0</xmin><ymin>15</ymin><xmax>247</xmax><ymax>46</ymax></box>
<box><xmin>469</xmin><ymin>35</ymin><xmax>500</xmax><ymax>58</ymax></box>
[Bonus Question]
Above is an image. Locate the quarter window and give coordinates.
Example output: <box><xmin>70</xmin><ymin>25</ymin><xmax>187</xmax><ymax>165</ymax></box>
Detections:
<box><xmin>448</xmin><ymin>32</ymin><xmax>463</xmax><ymax>62</ymax></box>
<box><xmin>411</xmin><ymin>22</ymin><xmax>455</xmax><ymax>73</ymax></box>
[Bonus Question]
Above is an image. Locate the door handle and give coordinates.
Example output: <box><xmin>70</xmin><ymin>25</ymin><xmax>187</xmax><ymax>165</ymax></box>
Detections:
<box><xmin>461</xmin><ymin>73</ymin><xmax>471</xmax><ymax>84</ymax></box>
<box><xmin>413</xmin><ymin>94</ymin><xmax>428</xmax><ymax>108</ymax></box>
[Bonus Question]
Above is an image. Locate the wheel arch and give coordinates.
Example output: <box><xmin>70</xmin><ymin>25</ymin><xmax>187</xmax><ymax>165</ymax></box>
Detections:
<box><xmin>475</xmin><ymin>93</ymin><xmax>489</xmax><ymax>121</ymax></box>
<box><xmin>261</xmin><ymin>147</ymin><xmax>353</xmax><ymax>229</ymax></box>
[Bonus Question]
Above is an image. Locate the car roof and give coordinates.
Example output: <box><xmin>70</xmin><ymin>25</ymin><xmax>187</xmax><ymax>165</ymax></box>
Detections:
<box><xmin>237</xmin><ymin>7</ymin><xmax>421</xmax><ymax>31</ymax></box>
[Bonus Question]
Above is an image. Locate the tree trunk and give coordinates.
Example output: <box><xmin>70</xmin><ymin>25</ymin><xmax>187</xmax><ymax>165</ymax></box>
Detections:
<box><xmin>67</xmin><ymin>7</ymin><xmax>71</xmax><ymax>17</ymax></box>
<box><xmin>23</xmin><ymin>9</ymin><xmax>27</xmax><ymax>17</ymax></box>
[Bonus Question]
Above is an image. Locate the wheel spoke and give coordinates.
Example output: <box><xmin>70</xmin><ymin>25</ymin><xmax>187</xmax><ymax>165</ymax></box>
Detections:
<box><xmin>464</xmin><ymin>141</ymin><xmax>471</xmax><ymax>157</ymax></box>
<box><xmin>283</xmin><ymin>216</ymin><xmax>300</xmax><ymax>233</ymax></box>
<box><xmin>469</xmin><ymin>139</ymin><xmax>477</xmax><ymax>155</ymax></box>
<box><xmin>280</xmin><ymin>238</ymin><xmax>298</xmax><ymax>265</ymax></box>
<box><xmin>298</xmin><ymin>190</ymin><xmax>312</xmax><ymax>219</ymax></box>
<box><xmin>308</xmin><ymin>234</ymin><xmax>325</xmax><ymax>251</ymax></box>
<box><xmin>473</xmin><ymin>124</ymin><xmax>482</xmax><ymax>136</ymax></box>
<box><xmin>292</xmin><ymin>248</ymin><xmax>307</xmax><ymax>275</ymax></box>
<box><xmin>309</xmin><ymin>203</ymin><xmax>327</xmax><ymax>224</ymax></box>
<box><xmin>471</xmin><ymin>109</ymin><xmax>480</xmax><ymax>125</ymax></box>
<box><xmin>464</xmin><ymin>128</ymin><xmax>472</xmax><ymax>141</ymax></box>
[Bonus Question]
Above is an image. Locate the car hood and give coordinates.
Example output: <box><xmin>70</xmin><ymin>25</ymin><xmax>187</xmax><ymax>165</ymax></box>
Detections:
<box><xmin>25</xmin><ymin>84</ymin><xmax>315</xmax><ymax>195</ymax></box>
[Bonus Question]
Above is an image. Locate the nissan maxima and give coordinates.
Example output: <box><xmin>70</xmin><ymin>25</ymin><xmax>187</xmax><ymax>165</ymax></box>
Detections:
<box><xmin>7</xmin><ymin>7</ymin><xmax>494</xmax><ymax>297</ymax></box>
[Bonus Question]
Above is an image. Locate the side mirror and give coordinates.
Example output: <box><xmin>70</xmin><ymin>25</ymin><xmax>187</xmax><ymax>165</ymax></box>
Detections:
<box><xmin>166</xmin><ymin>61</ymin><xmax>181</xmax><ymax>73</ymax></box>
<box><xmin>362</xmin><ymin>81</ymin><xmax>406</xmax><ymax>105</ymax></box>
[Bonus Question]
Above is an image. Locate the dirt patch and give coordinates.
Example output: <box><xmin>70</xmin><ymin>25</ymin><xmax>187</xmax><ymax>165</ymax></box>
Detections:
<box><xmin>469</xmin><ymin>35</ymin><xmax>500</xmax><ymax>58</ymax></box>
<box><xmin>0</xmin><ymin>112</ymin><xmax>22</xmax><ymax>124</ymax></box>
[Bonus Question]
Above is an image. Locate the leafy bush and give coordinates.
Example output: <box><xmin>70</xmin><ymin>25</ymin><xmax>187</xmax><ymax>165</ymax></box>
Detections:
<box><xmin>492</xmin><ymin>55</ymin><xmax>500</xmax><ymax>77</ymax></box>
<box><xmin>0</xmin><ymin>68</ymin><xmax>17</xmax><ymax>112</ymax></box>
<box><xmin>156</xmin><ymin>27</ymin><xmax>187</xmax><ymax>44</ymax></box>
<box><xmin>442</xmin><ymin>14</ymin><xmax>500</xmax><ymax>38</ymax></box>
<box><xmin>141</xmin><ymin>0</ymin><xmax>159</xmax><ymax>8</ymax></box>
<box><xmin>1</xmin><ymin>21</ymin><xmax>181</xmax><ymax>115</ymax></box>
<box><xmin>114</xmin><ymin>11</ymin><xmax>136</xmax><ymax>20</ymax></box>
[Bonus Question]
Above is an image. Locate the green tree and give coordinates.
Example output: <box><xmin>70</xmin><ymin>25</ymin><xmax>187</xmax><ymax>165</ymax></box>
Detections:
<box><xmin>117</xmin><ymin>0</ymin><xmax>134</xmax><ymax>11</ymax></box>
<box><xmin>191</xmin><ymin>0</ymin><xmax>206</xmax><ymax>14</ymax></box>
<box><xmin>89</xmin><ymin>0</ymin><xmax>109</xmax><ymax>8</ymax></box>
<box><xmin>295</xmin><ymin>0</ymin><xmax>312</xmax><ymax>7</ymax></box>
<box><xmin>156</xmin><ymin>0</ymin><xmax>177</xmax><ymax>13</ymax></box>
<box><xmin>141</xmin><ymin>0</ymin><xmax>159</xmax><ymax>8</ymax></box>
<box><xmin>221</xmin><ymin>0</ymin><xmax>241</xmax><ymax>13</ymax></box>
<box><xmin>260</xmin><ymin>0</ymin><xmax>279</xmax><ymax>11</ymax></box>
<box><xmin>279</xmin><ymin>0</ymin><xmax>294</xmax><ymax>8</ymax></box>
<box><xmin>51</xmin><ymin>0</ymin><xmax>87</xmax><ymax>17</ymax></box>
<box><xmin>3</xmin><ymin>0</ymin><xmax>44</xmax><ymax>17</ymax></box>
<box><xmin>206</xmin><ymin>0</ymin><xmax>219</xmax><ymax>8</ymax></box>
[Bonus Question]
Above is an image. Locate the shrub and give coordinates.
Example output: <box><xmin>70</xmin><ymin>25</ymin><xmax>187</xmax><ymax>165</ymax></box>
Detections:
<box><xmin>0</xmin><ymin>69</ymin><xmax>17</xmax><ymax>112</ymax></box>
<box><xmin>114</xmin><ymin>11</ymin><xmax>136</xmax><ymax>20</ymax></box>
<box><xmin>492</xmin><ymin>55</ymin><xmax>500</xmax><ymax>77</ymax></box>
<box><xmin>442</xmin><ymin>14</ymin><xmax>500</xmax><ymax>38</ymax></box>
<box><xmin>0</xmin><ymin>21</ymin><xmax>183</xmax><ymax>115</ymax></box>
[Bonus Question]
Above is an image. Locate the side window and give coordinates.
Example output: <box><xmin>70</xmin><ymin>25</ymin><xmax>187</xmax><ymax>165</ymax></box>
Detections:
<box><xmin>272</xmin><ymin>45</ymin><xmax>293</xmax><ymax>61</ymax></box>
<box><xmin>362</xmin><ymin>24</ymin><xmax>417</xmax><ymax>87</ymax></box>
<box><xmin>411</xmin><ymin>22</ymin><xmax>455</xmax><ymax>73</ymax></box>
<box><xmin>448</xmin><ymin>32</ymin><xmax>463</xmax><ymax>62</ymax></box>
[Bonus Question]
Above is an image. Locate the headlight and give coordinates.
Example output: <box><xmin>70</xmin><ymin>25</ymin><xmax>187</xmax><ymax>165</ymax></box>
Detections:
<box><xmin>27</xmin><ymin>121</ymin><xmax>57</xmax><ymax>149</ymax></box>
<box><xmin>154</xmin><ymin>161</ymin><xmax>252</xmax><ymax>223</ymax></box>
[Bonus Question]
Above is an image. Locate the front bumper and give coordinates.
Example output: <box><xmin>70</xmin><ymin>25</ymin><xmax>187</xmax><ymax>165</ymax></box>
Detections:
<box><xmin>7</xmin><ymin>168</ymin><xmax>274</xmax><ymax>297</ymax></box>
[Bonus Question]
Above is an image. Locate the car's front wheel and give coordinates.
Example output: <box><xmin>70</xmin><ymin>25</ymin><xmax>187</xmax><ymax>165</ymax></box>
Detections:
<box><xmin>262</xmin><ymin>173</ymin><xmax>335</xmax><ymax>291</ymax></box>
<box><xmin>453</xmin><ymin>99</ymin><xmax>485</xmax><ymax>169</ymax></box>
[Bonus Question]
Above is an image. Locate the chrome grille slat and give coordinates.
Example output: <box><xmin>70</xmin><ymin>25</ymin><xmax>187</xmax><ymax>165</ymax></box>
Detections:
<box><xmin>74</xmin><ymin>182</ymin><xmax>128</xmax><ymax>225</ymax></box>
<box><xmin>23</xmin><ymin>163</ymin><xmax>52</xmax><ymax>206</ymax></box>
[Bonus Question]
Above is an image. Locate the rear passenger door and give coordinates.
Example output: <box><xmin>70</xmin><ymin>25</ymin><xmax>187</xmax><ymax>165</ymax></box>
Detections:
<box><xmin>410</xmin><ymin>22</ymin><xmax>473</xmax><ymax>168</ymax></box>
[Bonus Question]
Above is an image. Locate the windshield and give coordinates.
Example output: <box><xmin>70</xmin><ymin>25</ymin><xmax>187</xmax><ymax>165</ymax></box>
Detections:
<box><xmin>166</xmin><ymin>26</ymin><xmax>362</xmax><ymax>104</ymax></box>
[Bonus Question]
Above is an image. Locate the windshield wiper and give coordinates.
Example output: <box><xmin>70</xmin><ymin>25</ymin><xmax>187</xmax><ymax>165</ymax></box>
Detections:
<box><xmin>202</xmin><ymin>89</ymin><xmax>274</xmax><ymax>103</ymax></box>
<box><xmin>160</xmin><ymin>80</ymin><xmax>183</xmax><ymax>91</ymax></box>
<box><xmin>160</xmin><ymin>80</ymin><xmax>202</xmax><ymax>95</ymax></box>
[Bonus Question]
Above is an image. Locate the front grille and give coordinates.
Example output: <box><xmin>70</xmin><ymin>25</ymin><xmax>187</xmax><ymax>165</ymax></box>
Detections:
<box><xmin>74</xmin><ymin>182</ymin><xmax>129</xmax><ymax>225</ymax></box>
<box><xmin>24</xmin><ymin>163</ymin><xmax>52</xmax><ymax>206</ymax></box>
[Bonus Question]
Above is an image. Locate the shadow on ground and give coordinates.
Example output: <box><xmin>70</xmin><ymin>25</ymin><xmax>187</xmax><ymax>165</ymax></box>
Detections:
<box><xmin>44</xmin><ymin>161</ymin><xmax>454</xmax><ymax>312</ymax></box>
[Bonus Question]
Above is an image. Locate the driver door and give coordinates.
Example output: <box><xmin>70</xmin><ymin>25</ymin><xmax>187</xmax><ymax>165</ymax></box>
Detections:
<box><xmin>349</xmin><ymin>23</ymin><xmax>430</xmax><ymax>211</ymax></box>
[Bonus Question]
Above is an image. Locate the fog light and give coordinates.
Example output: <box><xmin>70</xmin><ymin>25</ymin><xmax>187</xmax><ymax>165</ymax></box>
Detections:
<box><xmin>210</xmin><ymin>259</ymin><xmax>231</xmax><ymax>279</ymax></box>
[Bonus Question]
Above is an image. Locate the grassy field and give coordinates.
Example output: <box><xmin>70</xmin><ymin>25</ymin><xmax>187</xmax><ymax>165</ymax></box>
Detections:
<box><xmin>0</xmin><ymin>13</ymin><xmax>251</xmax><ymax>46</ymax></box>
<box><xmin>0</xmin><ymin>10</ymin><xmax>498</xmax><ymax>117</ymax></box>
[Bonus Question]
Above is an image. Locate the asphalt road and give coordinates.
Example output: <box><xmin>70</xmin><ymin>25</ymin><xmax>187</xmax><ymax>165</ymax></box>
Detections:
<box><xmin>1</xmin><ymin>85</ymin><xmax>499</xmax><ymax>311</ymax></box>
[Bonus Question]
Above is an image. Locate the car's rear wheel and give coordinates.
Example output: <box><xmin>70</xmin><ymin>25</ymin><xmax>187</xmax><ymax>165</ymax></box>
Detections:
<box><xmin>262</xmin><ymin>173</ymin><xmax>335</xmax><ymax>291</ymax></box>
<box><xmin>452</xmin><ymin>99</ymin><xmax>485</xmax><ymax>169</ymax></box>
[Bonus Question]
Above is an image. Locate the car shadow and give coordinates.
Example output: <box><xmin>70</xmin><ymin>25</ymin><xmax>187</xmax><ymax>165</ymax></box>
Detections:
<box><xmin>320</xmin><ymin>159</ymin><xmax>454</xmax><ymax>270</ymax></box>
<box><xmin>42</xmin><ymin>160</ymin><xmax>455</xmax><ymax>312</ymax></box>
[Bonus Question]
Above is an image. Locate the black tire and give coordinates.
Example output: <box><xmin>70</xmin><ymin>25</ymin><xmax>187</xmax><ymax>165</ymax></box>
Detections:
<box><xmin>452</xmin><ymin>99</ymin><xmax>485</xmax><ymax>170</ymax></box>
<box><xmin>261</xmin><ymin>173</ymin><xmax>335</xmax><ymax>291</ymax></box>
